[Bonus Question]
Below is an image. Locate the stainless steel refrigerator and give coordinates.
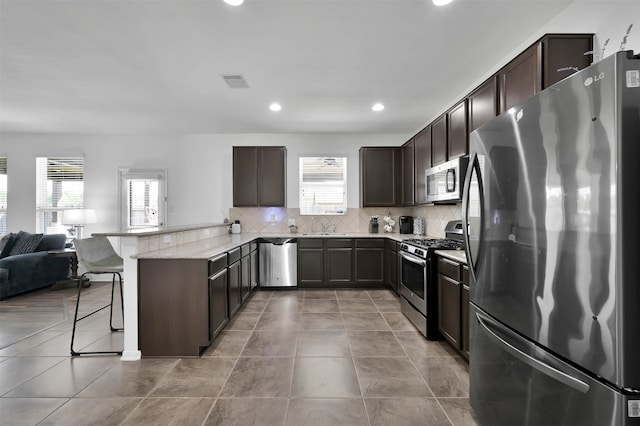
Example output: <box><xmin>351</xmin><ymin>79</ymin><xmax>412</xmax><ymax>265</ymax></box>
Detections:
<box><xmin>462</xmin><ymin>51</ymin><xmax>640</xmax><ymax>426</ymax></box>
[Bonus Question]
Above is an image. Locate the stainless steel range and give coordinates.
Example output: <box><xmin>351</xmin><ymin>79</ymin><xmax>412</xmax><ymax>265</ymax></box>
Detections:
<box><xmin>399</xmin><ymin>221</ymin><xmax>464</xmax><ymax>339</ymax></box>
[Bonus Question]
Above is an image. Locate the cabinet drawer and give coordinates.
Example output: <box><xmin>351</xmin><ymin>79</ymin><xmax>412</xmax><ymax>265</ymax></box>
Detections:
<box><xmin>355</xmin><ymin>239</ymin><xmax>385</xmax><ymax>248</ymax></box>
<box><xmin>298</xmin><ymin>238</ymin><xmax>324</xmax><ymax>248</ymax></box>
<box><xmin>437</xmin><ymin>257</ymin><xmax>460</xmax><ymax>280</ymax></box>
<box><xmin>209</xmin><ymin>253</ymin><xmax>227</xmax><ymax>276</ymax></box>
<box><xmin>250</xmin><ymin>241</ymin><xmax>258</xmax><ymax>252</ymax></box>
<box><xmin>461</xmin><ymin>265</ymin><xmax>469</xmax><ymax>285</ymax></box>
<box><xmin>227</xmin><ymin>247</ymin><xmax>241</xmax><ymax>264</ymax></box>
<box><xmin>326</xmin><ymin>239</ymin><xmax>352</xmax><ymax>248</ymax></box>
<box><xmin>241</xmin><ymin>243</ymin><xmax>250</xmax><ymax>257</ymax></box>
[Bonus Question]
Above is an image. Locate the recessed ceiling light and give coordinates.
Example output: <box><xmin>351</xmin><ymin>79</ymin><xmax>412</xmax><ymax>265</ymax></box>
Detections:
<box><xmin>433</xmin><ymin>0</ymin><xmax>454</xmax><ymax>6</ymax></box>
<box><xmin>224</xmin><ymin>0</ymin><xmax>244</xmax><ymax>6</ymax></box>
<box><xmin>269</xmin><ymin>103</ymin><xmax>282</xmax><ymax>112</ymax></box>
<box><xmin>372</xmin><ymin>103</ymin><xmax>385</xmax><ymax>112</ymax></box>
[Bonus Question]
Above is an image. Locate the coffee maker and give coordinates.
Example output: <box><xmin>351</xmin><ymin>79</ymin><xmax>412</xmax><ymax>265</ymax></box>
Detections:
<box><xmin>399</xmin><ymin>216</ymin><xmax>413</xmax><ymax>234</ymax></box>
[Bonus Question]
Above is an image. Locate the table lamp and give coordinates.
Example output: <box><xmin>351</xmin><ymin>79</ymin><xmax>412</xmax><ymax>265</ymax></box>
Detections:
<box><xmin>62</xmin><ymin>208</ymin><xmax>97</xmax><ymax>240</ymax></box>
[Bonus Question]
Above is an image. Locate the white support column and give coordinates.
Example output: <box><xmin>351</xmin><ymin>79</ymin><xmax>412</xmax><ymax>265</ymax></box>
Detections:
<box><xmin>119</xmin><ymin>236</ymin><xmax>141</xmax><ymax>361</ymax></box>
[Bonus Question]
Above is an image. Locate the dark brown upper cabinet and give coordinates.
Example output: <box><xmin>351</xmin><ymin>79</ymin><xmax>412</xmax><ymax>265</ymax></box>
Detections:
<box><xmin>360</xmin><ymin>147</ymin><xmax>400</xmax><ymax>207</ymax></box>
<box><xmin>468</xmin><ymin>76</ymin><xmax>498</xmax><ymax>132</ymax></box>
<box><xmin>401</xmin><ymin>138</ymin><xmax>415</xmax><ymax>206</ymax></box>
<box><xmin>499</xmin><ymin>33</ymin><xmax>593</xmax><ymax>113</ymax></box>
<box><xmin>499</xmin><ymin>44</ymin><xmax>541</xmax><ymax>113</ymax></box>
<box><xmin>431</xmin><ymin>114</ymin><xmax>447</xmax><ymax>166</ymax></box>
<box><xmin>541</xmin><ymin>34</ymin><xmax>593</xmax><ymax>88</ymax></box>
<box><xmin>447</xmin><ymin>99</ymin><xmax>468</xmax><ymax>160</ymax></box>
<box><xmin>414</xmin><ymin>125</ymin><xmax>431</xmax><ymax>205</ymax></box>
<box><xmin>233</xmin><ymin>146</ymin><xmax>286</xmax><ymax>207</ymax></box>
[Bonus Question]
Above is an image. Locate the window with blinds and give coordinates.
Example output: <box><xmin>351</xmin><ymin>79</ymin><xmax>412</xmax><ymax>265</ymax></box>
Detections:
<box><xmin>0</xmin><ymin>157</ymin><xmax>7</xmax><ymax>234</ymax></box>
<box><xmin>299</xmin><ymin>157</ymin><xmax>347</xmax><ymax>215</ymax></box>
<box><xmin>35</xmin><ymin>157</ymin><xmax>84</xmax><ymax>234</ymax></box>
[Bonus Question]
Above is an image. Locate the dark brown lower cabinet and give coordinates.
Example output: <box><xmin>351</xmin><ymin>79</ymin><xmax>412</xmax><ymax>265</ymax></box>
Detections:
<box><xmin>250</xmin><ymin>246</ymin><xmax>259</xmax><ymax>290</ymax></box>
<box><xmin>240</xmin><ymin>254</ymin><xmax>250</xmax><ymax>303</ymax></box>
<box><xmin>438</xmin><ymin>273</ymin><xmax>461</xmax><ymax>348</ymax></box>
<box><xmin>385</xmin><ymin>239</ymin><xmax>399</xmax><ymax>293</ymax></box>
<box><xmin>298</xmin><ymin>239</ymin><xmax>325</xmax><ymax>286</ymax></box>
<box><xmin>298</xmin><ymin>238</ymin><xmax>389</xmax><ymax>288</ymax></box>
<box><xmin>461</xmin><ymin>283</ymin><xmax>470</xmax><ymax>359</ymax></box>
<box><xmin>355</xmin><ymin>239</ymin><xmax>385</xmax><ymax>285</ymax></box>
<box><xmin>138</xmin><ymin>259</ymin><xmax>209</xmax><ymax>357</ymax></box>
<box><xmin>326</xmin><ymin>239</ymin><xmax>353</xmax><ymax>285</ymax></box>
<box><xmin>228</xmin><ymin>260</ymin><xmax>241</xmax><ymax>317</ymax></box>
<box><xmin>209</xmin><ymin>268</ymin><xmax>229</xmax><ymax>341</ymax></box>
<box><xmin>437</xmin><ymin>256</ymin><xmax>470</xmax><ymax>359</ymax></box>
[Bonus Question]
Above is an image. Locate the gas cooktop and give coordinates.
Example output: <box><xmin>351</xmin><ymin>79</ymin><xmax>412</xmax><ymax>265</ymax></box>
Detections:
<box><xmin>402</xmin><ymin>238</ymin><xmax>465</xmax><ymax>250</ymax></box>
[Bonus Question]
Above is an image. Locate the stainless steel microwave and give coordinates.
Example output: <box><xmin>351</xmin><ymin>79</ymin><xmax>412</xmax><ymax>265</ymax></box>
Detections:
<box><xmin>425</xmin><ymin>157</ymin><xmax>469</xmax><ymax>203</ymax></box>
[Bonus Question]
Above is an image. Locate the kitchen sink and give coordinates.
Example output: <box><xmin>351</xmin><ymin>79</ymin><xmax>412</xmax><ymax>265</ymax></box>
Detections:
<box><xmin>302</xmin><ymin>233</ymin><xmax>349</xmax><ymax>236</ymax></box>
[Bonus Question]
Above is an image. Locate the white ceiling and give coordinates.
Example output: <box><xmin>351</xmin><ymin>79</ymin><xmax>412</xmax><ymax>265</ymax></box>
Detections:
<box><xmin>0</xmin><ymin>0</ymin><xmax>577</xmax><ymax>135</ymax></box>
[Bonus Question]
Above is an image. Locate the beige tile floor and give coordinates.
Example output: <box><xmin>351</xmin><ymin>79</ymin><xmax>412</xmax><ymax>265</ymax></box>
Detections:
<box><xmin>0</xmin><ymin>283</ymin><xmax>477</xmax><ymax>426</ymax></box>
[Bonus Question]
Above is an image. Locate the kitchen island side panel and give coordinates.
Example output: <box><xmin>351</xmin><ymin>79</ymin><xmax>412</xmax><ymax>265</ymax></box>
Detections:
<box><xmin>138</xmin><ymin>258</ymin><xmax>209</xmax><ymax>357</ymax></box>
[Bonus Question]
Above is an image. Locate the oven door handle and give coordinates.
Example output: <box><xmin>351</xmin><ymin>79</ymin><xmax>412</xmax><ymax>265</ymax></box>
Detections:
<box><xmin>400</xmin><ymin>251</ymin><xmax>427</xmax><ymax>267</ymax></box>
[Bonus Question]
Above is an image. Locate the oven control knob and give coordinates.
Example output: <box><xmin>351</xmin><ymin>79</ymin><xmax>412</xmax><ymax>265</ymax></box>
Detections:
<box><xmin>416</xmin><ymin>249</ymin><xmax>424</xmax><ymax>257</ymax></box>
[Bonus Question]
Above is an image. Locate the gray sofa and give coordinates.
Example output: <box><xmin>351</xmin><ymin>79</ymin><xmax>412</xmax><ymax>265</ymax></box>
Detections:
<box><xmin>0</xmin><ymin>232</ymin><xmax>70</xmax><ymax>300</ymax></box>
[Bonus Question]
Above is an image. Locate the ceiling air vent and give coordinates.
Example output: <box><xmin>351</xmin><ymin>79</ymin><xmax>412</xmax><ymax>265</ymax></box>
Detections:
<box><xmin>221</xmin><ymin>74</ymin><xmax>249</xmax><ymax>89</ymax></box>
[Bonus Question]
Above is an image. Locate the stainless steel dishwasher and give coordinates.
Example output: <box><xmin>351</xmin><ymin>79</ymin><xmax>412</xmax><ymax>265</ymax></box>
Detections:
<box><xmin>258</xmin><ymin>238</ymin><xmax>298</xmax><ymax>287</ymax></box>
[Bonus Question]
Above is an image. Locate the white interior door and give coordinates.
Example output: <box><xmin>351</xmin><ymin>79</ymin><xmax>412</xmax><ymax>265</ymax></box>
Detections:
<box><xmin>119</xmin><ymin>168</ymin><xmax>167</xmax><ymax>231</ymax></box>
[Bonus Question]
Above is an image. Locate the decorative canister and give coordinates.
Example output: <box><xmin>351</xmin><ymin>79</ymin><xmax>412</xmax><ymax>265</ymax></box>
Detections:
<box><xmin>413</xmin><ymin>217</ymin><xmax>425</xmax><ymax>235</ymax></box>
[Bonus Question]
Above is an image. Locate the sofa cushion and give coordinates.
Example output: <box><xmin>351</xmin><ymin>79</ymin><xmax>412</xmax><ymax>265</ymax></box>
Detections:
<box><xmin>0</xmin><ymin>233</ymin><xmax>16</xmax><ymax>258</ymax></box>
<box><xmin>35</xmin><ymin>234</ymin><xmax>68</xmax><ymax>252</ymax></box>
<box><xmin>9</xmin><ymin>231</ymin><xmax>44</xmax><ymax>256</ymax></box>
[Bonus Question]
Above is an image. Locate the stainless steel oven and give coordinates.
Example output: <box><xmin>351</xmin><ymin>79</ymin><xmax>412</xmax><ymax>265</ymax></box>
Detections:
<box><xmin>399</xmin><ymin>234</ymin><xmax>464</xmax><ymax>339</ymax></box>
<box><xmin>399</xmin><ymin>249</ymin><xmax>428</xmax><ymax>316</ymax></box>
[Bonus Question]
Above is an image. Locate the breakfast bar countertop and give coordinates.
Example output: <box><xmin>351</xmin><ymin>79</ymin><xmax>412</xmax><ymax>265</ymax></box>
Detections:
<box><xmin>131</xmin><ymin>232</ymin><xmax>419</xmax><ymax>260</ymax></box>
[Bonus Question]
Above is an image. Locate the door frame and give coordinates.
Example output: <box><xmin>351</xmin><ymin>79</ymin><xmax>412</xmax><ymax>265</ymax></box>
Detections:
<box><xmin>118</xmin><ymin>168</ymin><xmax>168</xmax><ymax>231</ymax></box>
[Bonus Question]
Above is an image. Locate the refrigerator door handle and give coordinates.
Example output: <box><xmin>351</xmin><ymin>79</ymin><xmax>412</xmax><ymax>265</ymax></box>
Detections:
<box><xmin>462</xmin><ymin>152</ymin><xmax>483</xmax><ymax>282</ymax></box>
<box><xmin>475</xmin><ymin>311</ymin><xmax>590</xmax><ymax>394</ymax></box>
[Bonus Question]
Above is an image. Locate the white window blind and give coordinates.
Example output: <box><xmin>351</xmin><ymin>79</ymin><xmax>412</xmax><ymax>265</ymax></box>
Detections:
<box><xmin>299</xmin><ymin>157</ymin><xmax>347</xmax><ymax>215</ymax></box>
<box><xmin>36</xmin><ymin>157</ymin><xmax>84</xmax><ymax>234</ymax></box>
<box><xmin>0</xmin><ymin>157</ymin><xmax>7</xmax><ymax>234</ymax></box>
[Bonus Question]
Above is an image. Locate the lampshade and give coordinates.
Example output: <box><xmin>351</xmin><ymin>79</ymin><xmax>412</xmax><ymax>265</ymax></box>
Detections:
<box><xmin>62</xmin><ymin>209</ymin><xmax>97</xmax><ymax>225</ymax></box>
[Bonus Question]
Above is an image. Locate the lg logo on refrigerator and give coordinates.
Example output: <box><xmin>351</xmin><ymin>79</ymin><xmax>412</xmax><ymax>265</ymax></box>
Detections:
<box><xmin>584</xmin><ymin>72</ymin><xmax>605</xmax><ymax>86</ymax></box>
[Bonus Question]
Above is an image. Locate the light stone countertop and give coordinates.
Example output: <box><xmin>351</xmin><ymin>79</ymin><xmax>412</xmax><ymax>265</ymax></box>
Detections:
<box><xmin>93</xmin><ymin>222</ymin><xmax>228</xmax><ymax>238</ymax></box>
<box><xmin>434</xmin><ymin>249</ymin><xmax>468</xmax><ymax>264</ymax></box>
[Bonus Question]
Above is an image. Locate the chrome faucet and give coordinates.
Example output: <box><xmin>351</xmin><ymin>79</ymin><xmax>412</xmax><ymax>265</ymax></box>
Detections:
<box><xmin>320</xmin><ymin>223</ymin><xmax>337</xmax><ymax>234</ymax></box>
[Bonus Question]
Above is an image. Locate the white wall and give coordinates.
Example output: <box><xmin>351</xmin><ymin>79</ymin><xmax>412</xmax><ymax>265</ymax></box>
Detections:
<box><xmin>1</xmin><ymin>1</ymin><xmax>638</xmax><ymax>236</ymax></box>
<box><xmin>421</xmin><ymin>1</ymin><xmax>640</xmax><ymax>131</ymax></box>
<box><xmin>0</xmin><ymin>133</ymin><xmax>408</xmax><ymax>234</ymax></box>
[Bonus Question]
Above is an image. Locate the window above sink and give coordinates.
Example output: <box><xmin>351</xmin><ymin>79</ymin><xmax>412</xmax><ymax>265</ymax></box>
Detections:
<box><xmin>299</xmin><ymin>156</ymin><xmax>347</xmax><ymax>216</ymax></box>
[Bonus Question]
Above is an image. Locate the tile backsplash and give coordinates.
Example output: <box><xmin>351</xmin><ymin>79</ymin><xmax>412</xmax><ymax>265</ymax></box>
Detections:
<box><xmin>230</xmin><ymin>205</ymin><xmax>461</xmax><ymax>238</ymax></box>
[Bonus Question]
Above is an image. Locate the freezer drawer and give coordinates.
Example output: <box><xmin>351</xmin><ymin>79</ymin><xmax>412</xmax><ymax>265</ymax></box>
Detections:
<box><xmin>470</xmin><ymin>304</ymin><xmax>639</xmax><ymax>426</ymax></box>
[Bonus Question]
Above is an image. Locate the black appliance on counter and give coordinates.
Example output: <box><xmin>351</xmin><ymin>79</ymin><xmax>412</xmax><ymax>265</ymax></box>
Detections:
<box><xmin>399</xmin><ymin>221</ymin><xmax>465</xmax><ymax>339</ymax></box>
<box><xmin>399</xmin><ymin>216</ymin><xmax>413</xmax><ymax>234</ymax></box>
